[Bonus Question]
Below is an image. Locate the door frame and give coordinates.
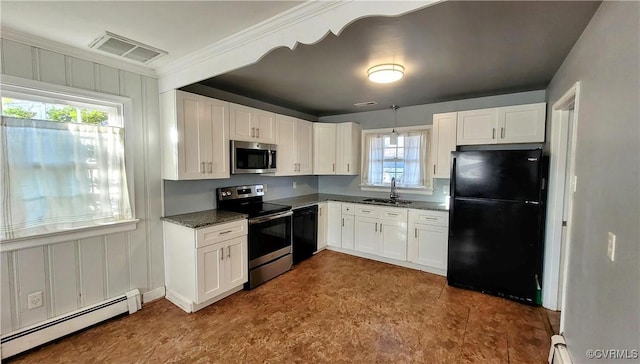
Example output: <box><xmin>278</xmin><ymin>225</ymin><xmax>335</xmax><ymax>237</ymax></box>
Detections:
<box><xmin>542</xmin><ymin>82</ymin><xmax>581</xmax><ymax>316</ymax></box>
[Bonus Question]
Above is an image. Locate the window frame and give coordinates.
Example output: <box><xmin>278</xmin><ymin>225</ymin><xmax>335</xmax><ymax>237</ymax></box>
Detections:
<box><xmin>360</xmin><ymin>125</ymin><xmax>434</xmax><ymax>195</ymax></box>
<box><xmin>0</xmin><ymin>74</ymin><xmax>138</xmax><ymax>251</ymax></box>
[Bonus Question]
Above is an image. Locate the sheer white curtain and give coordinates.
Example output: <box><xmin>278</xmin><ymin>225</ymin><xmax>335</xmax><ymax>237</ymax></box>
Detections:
<box><xmin>402</xmin><ymin>130</ymin><xmax>429</xmax><ymax>187</ymax></box>
<box><xmin>1</xmin><ymin>117</ymin><xmax>132</xmax><ymax>240</ymax></box>
<box><xmin>362</xmin><ymin>133</ymin><xmax>385</xmax><ymax>185</ymax></box>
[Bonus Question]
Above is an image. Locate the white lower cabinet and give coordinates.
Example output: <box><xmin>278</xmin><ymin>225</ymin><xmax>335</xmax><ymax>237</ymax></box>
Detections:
<box><xmin>164</xmin><ymin>219</ymin><xmax>248</xmax><ymax>313</ymax></box>
<box><xmin>379</xmin><ymin>219</ymin><xmax>408</xmax><ymax>261</ymax></box>
<box><xmin>326</xmin><ymin>202</ymin><xmax>342</xmax><ymax>248</ymax></box>
<box><xmin>354</xmin><ymin>216</ymin><xmax>380</xmax><ymax>255</ymax></box>
<box><xmin>408</xmin><ymin>210</ymin><xmax>449</xmax><ymax>272</ymax></box>
<box><xmin>341</xmin><ymin>214</ymin><xmax>355</xmax><ymax>250</ymax></box>
<box><xmin>317</xmin><ymin>202</ymin><xmax>328</xmax><ymax>250</ymax></box>
<box><xmin>353</xmin><ymin>205</ymin><xmax>408</xmax><ymax>260</ymax></box>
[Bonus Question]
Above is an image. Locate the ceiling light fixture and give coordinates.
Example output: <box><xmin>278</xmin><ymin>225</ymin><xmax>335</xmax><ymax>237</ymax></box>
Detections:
<box><xmin>367</xmin><ymin>63</ymin><xmax>405</xmax><ymax>84</ymax></box>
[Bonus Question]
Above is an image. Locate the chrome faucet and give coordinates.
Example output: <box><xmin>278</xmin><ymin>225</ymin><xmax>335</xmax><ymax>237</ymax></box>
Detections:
<box><xmin>390</xmin><ymin>177</ymin><xmax>399</xmax><ymax>200</ymax></box>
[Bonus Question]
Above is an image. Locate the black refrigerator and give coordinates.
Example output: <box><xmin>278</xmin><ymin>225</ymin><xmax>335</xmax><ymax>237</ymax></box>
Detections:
<box><xmin>448</xmin><ymin>149</ymin><xmax>546</xmax><ymax>305</ymax></box>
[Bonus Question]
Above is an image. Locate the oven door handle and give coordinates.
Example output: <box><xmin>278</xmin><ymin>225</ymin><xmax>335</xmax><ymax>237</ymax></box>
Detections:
<box><xmin>249</xmin><ymin>210</ymin><xmax>293</xmax><ymax>225</ymax></box>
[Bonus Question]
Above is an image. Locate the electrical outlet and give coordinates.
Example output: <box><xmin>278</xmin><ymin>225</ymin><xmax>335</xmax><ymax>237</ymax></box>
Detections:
<box><xmin>292</xmin><ymin>181</ymin><xmax>297</xmax><ymax>189</ymax></box>
<box><xmin>27</xmin><ymin>291</ymin><xmax>43</xmax><ymax>310</ymax></box>
<box><xmin>607</xmin><ymin>232</ymin><xmax>616</xmax><ymax>262</ymax></box>
<box><xmin>263</xmin><ymin>184</ymin><xmax>268</xmax><ymax>192</ymax></box>
<box><xmin>443</xmin><ymin>185</ymin><xmax>450</xmax><ymax>195</ymax></box>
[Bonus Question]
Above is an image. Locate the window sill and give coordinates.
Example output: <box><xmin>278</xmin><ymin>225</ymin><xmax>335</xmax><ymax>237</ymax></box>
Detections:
<box><xmin>360</xmin><ymin>185</ymin><xmax>434</xmax><ymax>196</ymax></box>
<box><xmin>0</xmin><ymin>219</ymin><xmax>139</xmax><ymax>253</ymax></box>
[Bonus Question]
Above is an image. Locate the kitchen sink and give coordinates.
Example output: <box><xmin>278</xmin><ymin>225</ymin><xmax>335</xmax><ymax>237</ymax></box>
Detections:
<box><xmin>362</xmin><ymin>198</ymin><xmax>412</xmax><ymax>205</ymax></box>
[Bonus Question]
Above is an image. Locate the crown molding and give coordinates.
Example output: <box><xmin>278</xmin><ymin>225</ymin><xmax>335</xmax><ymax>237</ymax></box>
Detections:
<box><xmin>1</xmin><ymin>27</ymin><xmax>158</xmax><ymax>78</ymax></box>
<box><xmin>157</xmin><ymin>0</ymin><xmax>440</xmax><ymax>92</ymax></box>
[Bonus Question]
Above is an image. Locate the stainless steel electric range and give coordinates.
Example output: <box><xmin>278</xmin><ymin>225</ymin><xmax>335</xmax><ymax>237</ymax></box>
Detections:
<box><xmin>216</xmin><ymin>184</ymin><xmax>292</xmax><ymax>289</ymax></box>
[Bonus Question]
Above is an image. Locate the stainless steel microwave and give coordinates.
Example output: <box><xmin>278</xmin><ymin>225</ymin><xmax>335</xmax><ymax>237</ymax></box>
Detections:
<box><xmin>231</xmin><ymin>140</ymin><xmax>277</xmax><ymax>174</ymax></box>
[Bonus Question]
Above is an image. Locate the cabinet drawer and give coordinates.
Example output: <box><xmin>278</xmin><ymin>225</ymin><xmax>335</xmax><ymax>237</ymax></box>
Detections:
<box><xmin>342</xmin><ymin>203</ymin><xmax>355</xmax><ymax>215</ymax></box>
<box><xmin>355</xmin><ymin>205</ymin><xmax>381</xmax><ymax>218</ymax></box>
<box><xmin>409</xmin><ymin>210</ymin><xmax>448</xmax><ymax>227</ymax></box>
<box><xmin>379</xmin><ymin>207</ymin><xmax>407</xmax><ymax>222</ymax></box>
<box><xmin>196</xmin><ymin>219</ymin><xmax>248</xmax><ymax>248</ymax></box>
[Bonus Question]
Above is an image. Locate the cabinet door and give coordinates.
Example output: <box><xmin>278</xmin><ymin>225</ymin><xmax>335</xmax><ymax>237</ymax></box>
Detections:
<box><xmin>379</xmin><ymin>220</ymin><xmax>408</xmax><ymax>261</ymax></box>
<box><xmin>317</xmin><ymin>202</ymin><xmax>328</xmax><ymax>249</ymax></box>
<box><xmin>205</xmin><ymin>97</ymin><xmax>230</xmax><ymax>178</ymax></box>
<box><xmin>326</xmin><ymin>202</ymin><xmax>342</xmax><ymax>248</ymax></box>
<box><xmin>225</xmin><ymin>236</ymin><xmax>248</xmax><ymax>288</ymax></box>
<box><xmin>313</xmin><ymin>123</ymin><xmax>337</xmax><ymax>174</ymax></box>
<box><xmin>336</xmin><ymin>122</ymin><xmax>361</xmax><ymax>175</ymax></box>
<box><xmin>229</xmin><ymin>103</ymin><xmax>254</xmax><ymax>142</ymax></box>
<box><xmin>296</xmin><ymin>119</ymin><xmax>313</xmax><ymax>175</ymax></box>
<box><xmin>456</xmin><ymin>108</ymin><xmax>498</xmax><ymax>145</ymax></box>
<box><xmin>341</xmin><ymin>215</ymin><xmax>355</xmax><ymax>250</ymax></box>
<box><xmin>497</xmin><ymin>103</ymin><xmax>546</xmax><ymax>144</ymax></box>
<box><xmin>354</xmin><ymin>216</ymin><xmax>379</xmax><ymax>255</ymax></box>
<box><xmin>275</xmin><ymin>114</ymin><xmax>297</xmax><ymax>175</ymax></box>
<box><xmin>177</xmin><ymin>92</ymin><xmax>208</xmax><ymax>179</ymax></box>
<box><xmin>254</xmin><ymin>109</ymin><xmax>275</xmax><ymax>144</ymax></box>
<box><xmin>432</xmin><ymin>112</ymin><xmax>457</xmax><ymax>179</ymax></box>
<box><xmin>408</xmin><ymin>223</ymin><xmax>448</xmax><ymax>270</ymax></box>
<box><xmin>196</xmin><ymin>243</ymin><xmax>225</xmax><ymax>303</ymax></box>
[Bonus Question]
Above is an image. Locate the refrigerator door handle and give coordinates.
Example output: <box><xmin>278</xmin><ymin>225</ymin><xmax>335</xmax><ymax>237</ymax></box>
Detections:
<box><xmin>525</xmin><ymin>200</ymin><xmax>540</xmax><ymax>205</ymax></box>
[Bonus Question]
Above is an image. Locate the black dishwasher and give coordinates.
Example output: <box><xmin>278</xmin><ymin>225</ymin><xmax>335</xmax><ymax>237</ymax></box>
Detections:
<box><xmin>292</xmin><ymin>205</ymin><xmax>318</xmax><ymax>264</ymax></box>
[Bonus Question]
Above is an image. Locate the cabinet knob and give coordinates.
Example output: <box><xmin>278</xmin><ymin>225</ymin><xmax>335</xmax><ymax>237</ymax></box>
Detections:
<box><xmin>227</xmin><ymin>246</ymin><xmax>231</xmax><ymax>259</ymax></box>
<box><xmin>256</xmin><ymin>128</ymin><xmax>260</xmax><ymax>138</ymax></box>
<box><xmin>201</xmin><ymin>161</ymin><xmax>205</xmax><ymax>174</ymax></box>
<box><xmin>500</xmin><ymin>127</ymin><xmax>505</xmax><ymax>139</ymax></box>
<box><xmin>492</xmin><ymin>128</ymin><xmax>496</xmax><ymax>139</ymax></box>
<box><xmin>219</xmin><ymin>248</ymin><xmax>224</xmax><ymax>261</ymax></box>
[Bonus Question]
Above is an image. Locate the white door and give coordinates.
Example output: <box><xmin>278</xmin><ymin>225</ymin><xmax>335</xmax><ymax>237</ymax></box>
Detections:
<box><xmin>177</xmin><ymin>92</ymin><xmax>207</xmax><ymax>179</ymax></box>
<box><xmin>354</xmin><ymin>216</ymin><xmax>379</xmax><ymax>255</ymax></box>
<box><xmin>296</xmin><ymin>119</ymin><xmax>313</xmax><ymax>175</ymax></box>
<box><xmin>229</xmin><ymin>103</ymin><xmax>254</xmax><ymax>141</ymax></box>
<box><xmin>341</xmin><ymin>215</ymin><xmax>355</xmax><ymax>250</ymax></box>
<box><xmin>379</xmin><ymin>220</ymin><xmax>408</xmax><ymax>261</ymax></box>
<box><xmin>317</xmin><ymin>203</ymin><xmax>328</xmax><ymax>249</ymax></box>
<box><xmin>408</xmin><ymin>223</ymin><xmax>448</xmax><ymax>270</ymax></box>
<box><xmin>326</xmin><ymin>202</ymin><xmax>342</xmax><ymax>248</ymax></box>
<box><xmin>196</xmin><ymin>243</ymin><xmax>224</xmax><ymax>303</ymax></box>
<box><xmin>432</xmin><ymin>112</ymin><xmax>457</xmax><ymax>178</ymax></box>
<box><xmin>254</xmin><ymin>109</ymin><xmax>275</xmax><ymax>143</ymax></box>
<box><xmin>498</xmin><ymin>103</ymin><xmax>546</xmax><ymax>143</ymax></box>
<box><xmin>275</xmin><ymin>114</ymin><xmax>297</xmax><ymax>175</ymax></box>
<box><xmin>206</xmin><ymin>98</ymin><xmax>230</xmax><ymax>178</ymax></box>
<box><xmin>225</xmin><ymin>237</ymin><xmax>248</xmax><ymax>288</ymax></box>
<box><xmin>456</xmin><ymin>108</ymin><xmax>498</xmax><ymax>145</ymax></box>
<box><xmin>313</xmin><ymin>123</ymin><xmax>337</xmax><ymax>174</ymax></box>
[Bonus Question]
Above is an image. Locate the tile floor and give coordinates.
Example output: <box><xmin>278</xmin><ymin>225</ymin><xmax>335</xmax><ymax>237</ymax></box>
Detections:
<box><xmin>7</xmin><ymin>250</ymin><xmax>551</xmax><ymax>363</ymax></box>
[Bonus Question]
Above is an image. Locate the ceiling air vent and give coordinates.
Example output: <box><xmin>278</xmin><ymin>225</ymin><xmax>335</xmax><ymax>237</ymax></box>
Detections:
<box><xmin>89</xmin><ymin>31</ymin><xmax>167</xmax><ymax>64</ymax></box>
<box><xmin>354</xmin><ymin>101</ymin><xmax>378</xmax><ymax>107</ymax></box>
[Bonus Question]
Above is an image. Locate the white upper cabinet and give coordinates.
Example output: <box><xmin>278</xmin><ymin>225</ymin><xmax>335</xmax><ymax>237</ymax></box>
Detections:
<box><xmin>456</xmin><ymin>103</ymin><xmax>546</xmax><ymax>146</ymax></box>
<box><xmin>456</xmin><ymin>108</ymin><xmax>499</xmax><ymax>145</ymax></box>
<box><xmin>274</xmin><ymin>115</ymin><xmax>313</xmax><ymax>176</ymax></box>
<box><xmin>431</xmin><ymin>112</ymin><xmax>457</xmax><ymax>179</ymax></box>
<box><xmin>313</xmin><ymin>122</ymin><xmax>360</xmax><ymax>175</ymax></box>
<box><xmin>161</xmin><ymin>90</ymin><xmax>229</xmax><ymax>180</ymax></box>
<box><xmin>498</xmin><ymin>103</ymin><xmax>546</xmax><ymax>143</ymax></box>
<box><xmin>313</xmin><ymin>123</ymin><xmax>337</xmax><ymax>174</ymax></box>
<box><xmin>229</xmin><ymin>103</ymin><xmax>275</xmax><ymax>144</ymax></box>
<box><xmin>336</xmin><ymin>122</ymin><xmax>361</xmax><ymax>175</ymax></box>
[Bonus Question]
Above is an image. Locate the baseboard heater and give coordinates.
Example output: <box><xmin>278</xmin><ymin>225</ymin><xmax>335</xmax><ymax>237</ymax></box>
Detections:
<box><xmin>1</xmin><ymin>289</ymin><xmax>141</xmax><ymax>359</ymax></box>
<box><xmin>548</xmin><ymin>335</ymin><xmax>573</xmax><ymax>364</ymax></box>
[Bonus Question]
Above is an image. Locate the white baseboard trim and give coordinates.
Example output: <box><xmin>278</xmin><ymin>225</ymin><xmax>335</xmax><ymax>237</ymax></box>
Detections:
<box><xmin>142</xmin><ymin>286</ymin><xmax>166</xmax><ymax>304</ymax></box>
<box><xmin>325</xmin><ymin>246</ymin><xmax>447</xmax><ymax>277</ymax></box>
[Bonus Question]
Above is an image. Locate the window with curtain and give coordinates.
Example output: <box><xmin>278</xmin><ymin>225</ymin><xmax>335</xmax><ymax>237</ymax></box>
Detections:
<box><xmin>361</xmin><ymin>128</ymin><xmax>431</xmax><ymax>190</ymax></box>
<box><xmin>1</xmin><ymin>89</ymin><xmax>133</xmax><ymax>240</ymax></box>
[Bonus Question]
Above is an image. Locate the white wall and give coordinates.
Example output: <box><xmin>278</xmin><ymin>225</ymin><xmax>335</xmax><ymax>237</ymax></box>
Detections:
<box><xmin>318</xmin><ymin>90</ymin><xmax>546</xmax><ymax>201</ymax></box>
<box><xmin>0</xmin><ymin>38</ymin><xmax>164</xmax><ymax>334</ymax></box>
<box><xmin>545</xmin><ymin>2</ymin><xmax>639</xmax><ymax>360</ymax></box>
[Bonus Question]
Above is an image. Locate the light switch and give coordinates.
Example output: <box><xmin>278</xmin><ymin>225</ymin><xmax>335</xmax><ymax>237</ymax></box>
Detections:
<box><xmin>607</xmin><ymin>232</ymin><xmax>616</xmax><ymax>262</ymax></box>
<box><xmin>292</xmin><ymin>181</ymin><xmax>297</xmax><ymax>189</ymax></box>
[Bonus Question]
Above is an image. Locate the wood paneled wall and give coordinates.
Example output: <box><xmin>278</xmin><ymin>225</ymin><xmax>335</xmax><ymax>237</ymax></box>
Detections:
<box><xmin>0</xmin><ymin>38</ymin><xmax>164</xmax><ymax>334</ymax></box>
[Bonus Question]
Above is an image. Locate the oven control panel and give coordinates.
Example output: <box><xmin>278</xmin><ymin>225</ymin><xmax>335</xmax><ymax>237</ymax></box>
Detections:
<box><xmin>217</xmin><ymin>184</ymin><xmax>265</xmax><ymax>201</ymax></box>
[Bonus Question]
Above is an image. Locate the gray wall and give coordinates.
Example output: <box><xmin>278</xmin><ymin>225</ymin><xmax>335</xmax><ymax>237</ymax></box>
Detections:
<box><xmin>318</xmin><ymin>90</ymin><xmax>546</xmax><ymax>202</ymax></box>
<box><xmin>545</xmin><ymin>2</ymin><xmax>639</xmax><ymax>361</ymax></box>
<box><xmin>164</xmin><ymin>175</ymin><xmax>318</xmax><ymax>216</ymax></box>
<box><xmin>0</xmin><ymin>39</ymin><xmax>163</xmax><ymax>334</ymax></box>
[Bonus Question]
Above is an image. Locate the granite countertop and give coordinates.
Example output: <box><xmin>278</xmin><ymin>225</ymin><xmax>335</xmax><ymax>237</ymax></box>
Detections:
<box><xmin>161</xmin><ymin>209</ymin><xmax>248</xmax><ymax>229</ymax></box>
<box><xmin>268</xmin><ymin>193</ymin><xmax>449</xmax><ymax>212</ymax></box>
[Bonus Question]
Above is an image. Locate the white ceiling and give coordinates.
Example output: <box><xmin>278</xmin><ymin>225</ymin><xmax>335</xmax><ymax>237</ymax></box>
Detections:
<box><xmin>0</xmin><ymin>1</ymin><xmax>302</xmax><ymax>68</ymax></box>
